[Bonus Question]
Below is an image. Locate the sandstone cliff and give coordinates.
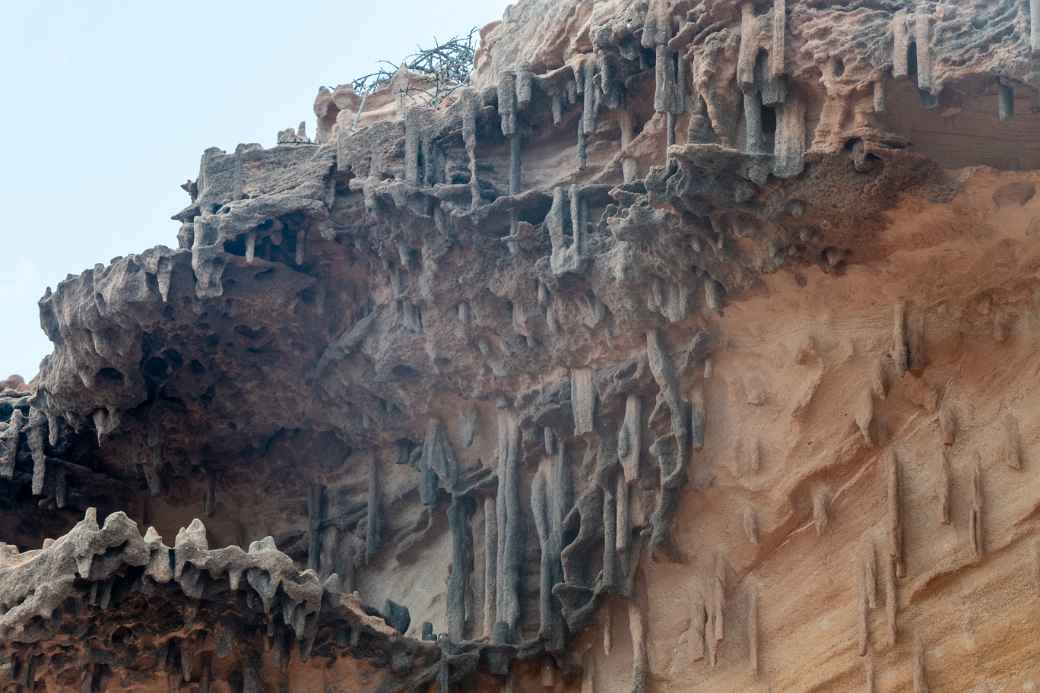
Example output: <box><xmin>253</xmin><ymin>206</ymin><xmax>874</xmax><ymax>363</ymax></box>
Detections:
<box><xmin>4</xmin><ymin>0</ymin><xmax>1040</xmax><ymax>690</ymax></box>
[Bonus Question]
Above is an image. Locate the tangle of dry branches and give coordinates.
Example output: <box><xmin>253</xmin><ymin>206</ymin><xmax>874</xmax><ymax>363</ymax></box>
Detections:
<box><xmin>348</xmin><ymin>28</ymin><xmax>479</xmax><ymax>105</ymax></box>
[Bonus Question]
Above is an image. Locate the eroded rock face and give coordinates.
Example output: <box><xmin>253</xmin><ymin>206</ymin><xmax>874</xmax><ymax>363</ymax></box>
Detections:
<box><xmin>6</xmin><ymin>0</ymin><xmax>1040</xmax><ymax>690</ymax></box>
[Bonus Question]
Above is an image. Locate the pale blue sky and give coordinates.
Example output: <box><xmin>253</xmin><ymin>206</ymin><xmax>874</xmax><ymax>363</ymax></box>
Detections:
<box><xmin>0</xmin><ymin>0</ymin><xmax>513</xmax><ymax>380</ymax></box>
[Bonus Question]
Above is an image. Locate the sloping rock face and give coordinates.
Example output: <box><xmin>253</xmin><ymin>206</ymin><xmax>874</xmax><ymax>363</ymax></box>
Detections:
<box><xmin>6</xmin><ymin>0</ymin><xmax>1040</xmax><ymax>690</ymax></box>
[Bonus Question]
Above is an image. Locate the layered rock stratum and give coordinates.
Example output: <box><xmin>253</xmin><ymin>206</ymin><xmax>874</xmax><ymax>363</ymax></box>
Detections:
<box><xmin>5</xmin><ymin>0</ymin><xmax>1040</xmax><ymax>690</ymax></box>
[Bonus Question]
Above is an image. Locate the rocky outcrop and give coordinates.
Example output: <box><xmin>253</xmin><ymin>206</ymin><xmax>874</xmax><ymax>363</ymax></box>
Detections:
<box><xmin>7</xmin><ymin>0</ymin><xmax>1040</xmax><ymax>690</ymax></box>
<box><xmin>0</xmin><ymin>507</ymin><xmax>467</xmax><ymax>691</ymax></box>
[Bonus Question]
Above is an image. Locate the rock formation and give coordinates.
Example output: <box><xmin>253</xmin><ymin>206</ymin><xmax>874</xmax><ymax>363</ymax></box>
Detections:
<box><xmin>6</xmin><ymin>0</ymin><xmax>1040</xmax><ymax>689</ymax></box>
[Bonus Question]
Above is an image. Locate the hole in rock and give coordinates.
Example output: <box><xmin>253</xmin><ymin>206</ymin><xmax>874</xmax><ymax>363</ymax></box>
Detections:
<box><xmin>143</xmin><ymin>358</ymin><xmax>168</xmax><ymax>380</ymax></box>
<box><xmin>96</xmin><ymin>367</ymin><xmax>124</xmax><ymax>385</ymax></box>
<box><xmin>234</xmin><ymin>325</ymin><xmax>267</xmax><ymax>340</ymax></box>
<box><xmin>163</xmin><ymin>349</ymin><xmax>183</xmax><ymax>369</ymax></box>
<box><xmin>223</xmin><ymin>235</ymin><xmax>246</xmax><ymax>257</ymax></box>
<box><xmin>761</xmin><ymin>104</ymin><xmax>777</xmax><ymax>136</ymax></box>
<box><xmin>110</xmin><ymin>626</ymin><xmax>133</xmax><ymax>646</ymax></box>
<box><xmin>159</xmin><ymin>396</ymin><xmax>188</xmax><ymax>414</ymax></box>
<box><xmin>517</xmin><ymin>195</ymin><xmax>553</xmax><ymax>226</ymax></box>
<box><xmin>392</xmin><ymin>365</ymin><xmax>420</xmax><ymax>379</ymax></box>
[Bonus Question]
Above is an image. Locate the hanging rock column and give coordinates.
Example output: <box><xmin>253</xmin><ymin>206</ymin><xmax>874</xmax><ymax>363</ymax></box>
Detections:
<box><xmin>494</xmin><ymin>410</ymin><xmax>522</xmax><ymax>642</ymax></box>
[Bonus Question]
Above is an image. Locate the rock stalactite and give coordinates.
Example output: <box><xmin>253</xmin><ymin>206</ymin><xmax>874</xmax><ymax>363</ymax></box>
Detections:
<box><xmin>887</xmin><ymin>450</ymin><xmax>905</xmax><ymax>578</ymax></box>
<box><xmin>748</xmin><ymin>587</ymin><xmax>759</xmax><ymax>677</ymax></box>
<box><xmin>483</xmin><ymin>497</ymin><xmax>498</xmax><ymax>639</ymax></box>
<box><xmin>971</xmin><ymin>456</ymin><xmax>985</xmax><ymax>559</ymax></box>
<box><xmin>1031</xmin><ymin>0</ymin><xmax>1040</xmax><ymax>52</ymax></box>
<box><xmin>914</xmin><ymin>636</ymin><xmax>930</xmax><ymax>693</ymax></box>
<box><xmin>447</xmin><ymin>494</ymin><xmax>473</xmax><ymax>642</ymax></box>
<box><xmin>858</xmin><ymin>564</ymin><xmax>870</xmax><ymax>656</ymax></box>
<box><xmin>572</xmin><ymin>369</ymin><xmax>596</xmax><ymax>437</ymax></box>
<box><xmin>938</xmin><ymin>447</ymin><xmax>952</xmax><ymax>525</ymax></box>
<box><xmin>27</xmin><ymin>409</ymin><xmax>46</xmax><ymax>497</ymax></box>
<box><xmin>885</xmin><ymin>552</ymin><xmax>898</xmax><ymax>646</ymax></box>
<box><xmin>494</xmin><ymin>411</ymin><xmax>522</xmax><ymax>642</ymax></box>
<box><xmin>863</xmin><ymin>542</ymin><xmax>878</xmax><ymax>610</ymax></box>
<box><xmin>628</xmin><ymin>590</ymin><xmax>648</xmax><ymax>693</ymax></box>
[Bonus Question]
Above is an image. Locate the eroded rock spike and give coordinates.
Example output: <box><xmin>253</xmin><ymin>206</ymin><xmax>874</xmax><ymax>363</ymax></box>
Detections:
<box><xmin>914</xmin><ymin>12</ymin><xmax>934</xmax><ymax>94</ymax></box>
<box><xmin>628</xmin><ymin>588</ymin><xmax>648</xmax><ymax>693</ymax></box>
<box><xmin>571</xmin><ymin>368</ymin><xmax>596</xmax><ymax>436</ymax></box>
<box><xmin>690</xmin><ymin>591</ymin><xmax>706</xmax><ymax>662</ymax></box>
<box><xmin>748</xmin><ymin>587</ymin><xmax>759</xmax><ymax>677</ymax></box>
<box><xmin>855</xmin><ymin>391</ymin><xmax>875</xmax><ymax>447</ymax></box>
<box><xmin>1003</xmin><ymin>413</ymin><xmax>1022</xmax><ymax>470</ymax></box>
<box><xmin>649</xmin><ymin>434</ymin><xmax>687</xmax><ymax>560</ymax></box>
<box><xmin>494</xmin><ymin>410</ymin><xmax>522</xmax><ymax>642</ymax></box>
<box><xmin>618</xmin><ymin>394</ymin><xmax>642</xmax><ymax>482</ymax></box>
<box><xmin>602</xmin><ymin>473</ymin><xmax>618</xmax><ymax>591</ymax></box>
<box><xmin>737</xmin><ymin>3</ymin><xmax>757</xmax><ymax>91</ymax></box>
<box><xmin>774</xmin><ymin>93</ymin><xmax>806</xmax><ymax>178</ymax></box>
<box><xmin>892</xmin><ymin>11</ymin><xmax>909</xmax><ymax>79</ymax></box>
<box><xmin>884</xmin><ymin>552</ymin><xmax>898</xmax><ymax>645</ymax></box>
<box><xmin>1</xmin><ymin>409</ymin><xmax>23</xmax><ymax>479</ymax></box>
<box><xmin>858</xmin><ymin>561</ymin><xmax>871</xmax><ymax>656</ymax></box>
<box><xmin>813</xmin><ymin>486</ymin><xmax>830</xmax><ymax>536</ymax></box>
<box><xmin>939</xmin><ymin>400</ymin><xmax>956</xmax><ymax>446</ymax></box>
<box><xmin>863</xmin><ymin>542</ymin><xmax>878</xmax><ymax>609</ymax></box>
<box><xmin>619</xmin><ymin>110</ymin><xmax>638</xmax><ymax>182</ymax></box>
<box><xmin>28</xmin><ymin>409</ymin><xmax>46</xmax><ymax>496</ymax></box>
<box><xmin>447</xmin><ymin>494</ymin><xmax>473</xmax><ymax>642</ymax></box>
<box><xmin>971</xmin><ymin>456</ymin><xmax>984</xmax><ymax>559</ymax></box>
<box><xmin>713</xmin><ymin>553</ymin><xmax>726</xmax><ymax>644</ymax></box>
<box><xmin>582</xmin><ymin>58</ymin><xmax>597</xmax><ymax>136</ymax></box>
<box><xmin>886</xmin><ymin>450</ymin><xmax>904</xmax><ymax>578</ymax></box>
<box><xmin>690</xmin><ymin>382</ymin><xmax>706</xmax><ymax>450</ymax></box>
<box><xmin>743</xmin><ymin>507</ymin><xmax>759</xmax><ymax>545</ymax></box>
<box><xmin>420</xmin><ymin>419</ymin><xmax>460</xmax><ymax>504</ymax></box>
<box><xmin>770</xmin><ymin>0</ymin><xmax>786</xmax><ymax>78</ymax></box>
<box><xmin>893</xmin><ymin>301</ymin><xmax>909</xmax><ymax>376</ymax></box>
<box><xmin>615</xmin><ymin>471</ymin><xmax>630</xmax><ymax>562</ymax></box>
<box><xmin>913</xmin><ymin>636</ymin><xmax>929</xmax><ymax>693</ymax></box>
<box><xmin>743</xmin><ymin>88</ymin><xmax>764</xmax><ymax>155</ymax></box>
<box><xmin>1031</xmin><ymin>0</ymin><xmax>1040</xmax><ymax>52</ymax></box>
<box><xmin>873</xmin><ymin>78</ymin><xmax>887</xmax><ymax>114</ymax></box>
<box><xmin>531</xmin><ymin>469</ymin><xmax>554</xmax><ymax>641</ymax></box>
<box><xmin>497</xmin><ymin>71</ymin><xmax>517</xmax><ymax>137</ymax></box>
<box><xmin>938</xmin><ymin>447</ymin><xmax>951</xmax><ymax>525</ymax></box>
<box><xmin>515</xmin><ymin>63</ymin><xmax>533</xmax><ymax>110</ymax></box>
